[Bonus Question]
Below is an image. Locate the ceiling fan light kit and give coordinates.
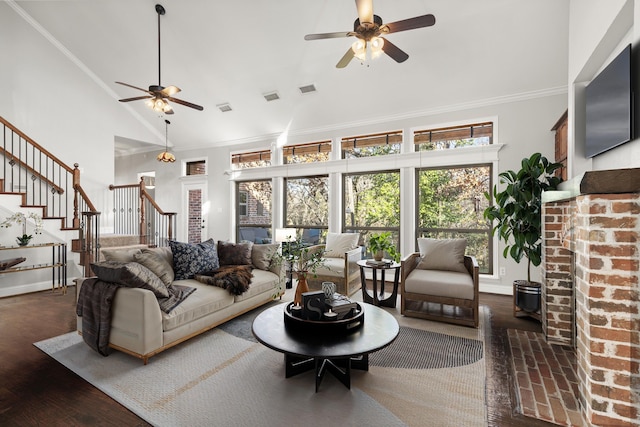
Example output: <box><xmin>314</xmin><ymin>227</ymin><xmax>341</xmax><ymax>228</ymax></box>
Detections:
<box><xmin>305</xmin><ymin>0</ymin><xmax>436</xmax><ymax>68</ymax></box>
<box><xmin>116</xmin><ymin>4</ymin><xmax>203</xmax><ymax>114</ymax></box>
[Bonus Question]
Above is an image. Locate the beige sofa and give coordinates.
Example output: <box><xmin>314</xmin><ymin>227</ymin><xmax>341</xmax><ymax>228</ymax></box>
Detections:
<box><xmin>77</xmin><ymin>242</ymin><xmax>284</xmax><ymax>364</ymax></box>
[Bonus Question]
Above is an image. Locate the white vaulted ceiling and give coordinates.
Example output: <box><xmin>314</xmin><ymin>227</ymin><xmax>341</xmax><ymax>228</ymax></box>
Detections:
<box><xmin>9</xmin><ymin>0</ymin><xmax>569</xmax><ymax>153</ymax></box>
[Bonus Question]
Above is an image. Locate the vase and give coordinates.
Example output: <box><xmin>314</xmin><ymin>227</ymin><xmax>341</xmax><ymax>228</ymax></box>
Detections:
<box><xmin>294</xmin><ymin>271</ymin><xmax>309</xmax><ymax>305</ymax></box>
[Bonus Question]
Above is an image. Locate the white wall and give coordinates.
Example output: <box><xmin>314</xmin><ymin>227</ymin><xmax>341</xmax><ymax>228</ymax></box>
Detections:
<box><xmin>568</xmin><ymin>0</ymin><xmax>640</xmax><ymax>177</ymax></box>
<box><xmin>116</xmin><ymin>93</ymin><xmax>567</xmax><ymax>294</ymax></box>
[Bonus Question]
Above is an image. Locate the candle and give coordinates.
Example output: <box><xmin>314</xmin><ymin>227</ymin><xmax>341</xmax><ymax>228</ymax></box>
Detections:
<box><xmin>324</xmin><ymin>308</ymin><xmax>338</xmax><ymax>321</ymax></box>
<box><xmin>290</xmin><ymin>304</ymin><xmax>303</xmax><ymax>318</ymax></box>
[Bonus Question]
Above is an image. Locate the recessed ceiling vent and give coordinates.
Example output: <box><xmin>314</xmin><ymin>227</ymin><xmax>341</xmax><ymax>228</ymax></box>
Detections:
<box><xmin>217</xmin><ymin>103</ymin><xmax>232</xmax><ymax>112</ymax></box>
<box><xmin>263</xmin><ymin>91</ymin><xmax>280</xmax><ymax>102</ymax></box>
<box><xmin>299</xmin><ymin>84</ymin><xmax>317</xmax><ymax>94</ymax></box>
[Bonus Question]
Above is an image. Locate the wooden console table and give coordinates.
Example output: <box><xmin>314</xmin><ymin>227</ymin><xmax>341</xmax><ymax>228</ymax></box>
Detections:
<box><xmin>0</xmin><ymin>242</ymin><xmax>68</xmax><ymax>294</ymax></box>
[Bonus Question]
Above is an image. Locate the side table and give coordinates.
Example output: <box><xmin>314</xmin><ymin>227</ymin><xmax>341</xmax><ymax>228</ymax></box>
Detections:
<box><xmin>357</xmin><ymin>260</ymin><xmax>401</xmax><ymax>308</ymax></box>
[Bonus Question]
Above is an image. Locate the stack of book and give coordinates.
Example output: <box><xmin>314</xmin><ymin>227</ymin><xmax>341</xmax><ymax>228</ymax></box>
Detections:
<box><xmin>366</xmin><ymin>259</ymin><xmax>392</xmax><ymax>267</ymax></box>
<box><xmin>325</xmin><ymin>295</ymin><xmax>358</xmax><ymax>320</ymax></box>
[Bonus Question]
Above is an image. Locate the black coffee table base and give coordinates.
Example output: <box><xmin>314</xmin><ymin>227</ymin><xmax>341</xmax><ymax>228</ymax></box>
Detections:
<box><xmin>285</xmin><ymin>353</ymin><xmax>369</xmax><ymax>392</ymax></box>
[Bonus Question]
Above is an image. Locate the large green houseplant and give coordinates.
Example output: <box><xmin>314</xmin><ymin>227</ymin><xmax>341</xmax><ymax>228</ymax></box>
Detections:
<box><xmin>367</xmin><ymin>232</ymin><xmax>400</xmax><ymax>262</ymax></box>
<box><xmin>483</xmin><ymin>153</ymin><xmax>562</xmax><ymax>283</ymax></box>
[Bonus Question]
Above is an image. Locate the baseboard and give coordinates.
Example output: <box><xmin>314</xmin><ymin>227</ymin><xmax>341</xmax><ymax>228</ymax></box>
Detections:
<box><xmin>479</xmin><ymin>282</ymin><xmax>512</xmax><ymax>295</ymax></box>
<box><xmin>0</xmin><ymin>279</ymin><xmax>75</xmax><ymax>298</ymax></box>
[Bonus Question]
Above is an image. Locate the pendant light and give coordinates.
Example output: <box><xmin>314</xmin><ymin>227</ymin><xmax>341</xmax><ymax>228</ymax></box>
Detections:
<box><xmin>157</xmin><ymin>119</ymin><xmax>176</xmax><ymax>162</ymax></box>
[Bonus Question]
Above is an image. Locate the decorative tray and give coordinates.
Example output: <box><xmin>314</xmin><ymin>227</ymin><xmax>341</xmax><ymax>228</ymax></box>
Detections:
<box><xmin>283</xmin><ymin>302</ymin><xmax>364</xmax><ymax>335</ymax></box>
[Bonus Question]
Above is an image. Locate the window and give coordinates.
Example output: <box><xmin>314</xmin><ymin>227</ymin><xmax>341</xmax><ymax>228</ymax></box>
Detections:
<box><xmin>284</xmin><ymin>175</ymin><xmax>329</xmax><ymax>244</ymax></box>
<box><xmin>414</xmin><ymin>122</ymin><xmax>493</xmax><ymax>151</ymax></box>
<box><xmin>231</xmin><ymin>149</ymin><xmax>271</xmax><ymax>169</ymax></box>
<box><xmin>284</xmin><ymin>140</ymin><xmax>331</xmax><ymax>164</ymax></box>
<box><xmin>343</xmin><ymin>170</ymin><xmax>400</xmax><ymax>256</ymax></box>
<box><xmin>416</xmin><ymin>165</ymin><xmax>492</xmax><ymax>273</ymax></box>
<box><xmin>236</xmin><ymin>181</ymin><xmax>272</xmax><ymax>243</ymax></box>
<box><xmin>186</xmin><ymin>160</ymin><xmax>206</xmax><ymax>176</ymax></box>
<box><xmin>341</xmin><ymin>130</ymin><xmax>402</xmax><ymax>158</ymax></box>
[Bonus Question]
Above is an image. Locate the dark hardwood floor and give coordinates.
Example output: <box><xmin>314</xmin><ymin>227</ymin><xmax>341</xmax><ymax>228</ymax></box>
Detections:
<box><xmin>0</xmin><ymin>288</ymin><xmax>554</xmax><ymax>426</ymax></box>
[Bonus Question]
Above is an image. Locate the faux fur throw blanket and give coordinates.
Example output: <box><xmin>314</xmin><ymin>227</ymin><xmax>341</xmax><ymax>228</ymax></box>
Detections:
<box><xmin>195</xmin><ymin>265</ymin><xmax>254</xmax><ymax>295</ymax></box>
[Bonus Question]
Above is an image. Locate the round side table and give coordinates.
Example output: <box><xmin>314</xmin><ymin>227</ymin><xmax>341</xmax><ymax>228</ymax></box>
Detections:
<box><xmin>357</xmin><ymin>259</ymin><xmax>401</xmax><ymax>308</ymax></box>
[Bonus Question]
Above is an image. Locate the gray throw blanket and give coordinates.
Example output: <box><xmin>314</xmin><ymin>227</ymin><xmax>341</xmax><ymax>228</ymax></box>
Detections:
<box><xmin>76</xmin><ymin>279</ymin><xmax>196</xmax><ymax>356</ymax></box>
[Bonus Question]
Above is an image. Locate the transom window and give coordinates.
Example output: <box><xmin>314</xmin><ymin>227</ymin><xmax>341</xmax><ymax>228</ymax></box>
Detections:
<box><xmin>232</xmin><ymin>149</ymin><xmax>271</xmax><ymax>169</ymax></box>
<box><xmin>341</xmin><ymin>130</ymin><xmax>402</xmax><ymax>158</ymax></box>
<box><xmin>186</xmin><ymin>160</ymin><xmax>206</xmax><ymax>176</ymax></box>
<box><xmin>414</xmin><ymin>122</ymin><xmax>493</xmax><ymax>151</ymax></box>
<box><xmin>283</xmin><ymin>140</ymin><xmax>331</xmax><ymax>164</ymax></box>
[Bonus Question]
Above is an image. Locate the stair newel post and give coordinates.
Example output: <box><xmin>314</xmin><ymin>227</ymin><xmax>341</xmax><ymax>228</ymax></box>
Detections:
<box><xmin>167</xmin><ymin>213</ymin><xmax>175</xmax><ymax>242</ymax></box>
<box><xmin>139</xmin><ymin>177</ymin><xmax>147</xmax><ymax>245</ymax></box>
<box><xmin>72</xmin><ymin>163</ymin><xmax>81</xmax><ymax>229</ymax></box>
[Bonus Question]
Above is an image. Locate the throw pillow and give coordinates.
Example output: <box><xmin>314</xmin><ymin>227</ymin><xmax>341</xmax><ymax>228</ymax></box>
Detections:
<box><xmin>169</xmin><ymin>239</ymin><xmax>220</xmax><ymax>280</ymax></box>
<box><xmin>218</xmin><ymin>240</ymin><xmax>253</xmax><ymax>266</ymax></box>
<box><xmin>101</xmin><ymin>247</ymin><xmax>142</xmax><ymax>262</ymax></box>
<box><xmin>142</xmin><ymin>246</ymin><xmax>173</xmax><ymax>268</ymax></box>
<box><xmin>416</xmin><ymin>238</ymin><xmax>468</xmax><ymax>273</ymax></box>
<box><xmin>90</xmin><ymin>261</ymin><xmax>169</xmax><ymax>298</ymax></box>
<box><xmin>133</xmin><ymin>250</ymin><xmax>174</xmax><ymax>287</ymax></box>
<box><xmin>324</xmin><ymin>233</ymin><xmax>359</xmax><ymax>258</ymax></box>
<box><xmin>251</xmin><ymin>243</ymin><xmax>280</xmax><ymax>270</ymax></box>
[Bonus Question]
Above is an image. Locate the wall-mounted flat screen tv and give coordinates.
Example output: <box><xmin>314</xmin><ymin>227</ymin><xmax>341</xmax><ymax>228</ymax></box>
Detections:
<box><xmin>585</xmin><ymin>44</ymin><xmax>633</xmax><ymax>158</ymax></box>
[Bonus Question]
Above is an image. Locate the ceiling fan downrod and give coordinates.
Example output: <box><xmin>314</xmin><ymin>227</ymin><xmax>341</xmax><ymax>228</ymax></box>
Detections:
<box><xmin>155</xmin><ymin>4</ymin><xmax>165</xmax><ymax>87</ymax></box>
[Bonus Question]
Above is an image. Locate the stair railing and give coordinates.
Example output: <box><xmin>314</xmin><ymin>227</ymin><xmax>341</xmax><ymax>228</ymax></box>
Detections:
<box><xmin>109</xmin><ymin>177</ymin><xmax>176</xmax><ymax>247</ymax></box>
<box><xmin>1</xmin><ymin>116</ymin><xmax>100</xmax><ymax>274</ymax></box>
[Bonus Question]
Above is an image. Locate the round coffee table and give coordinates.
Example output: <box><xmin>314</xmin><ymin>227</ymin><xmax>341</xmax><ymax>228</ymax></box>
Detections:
<box><xmin>252</xmin><ymin>303</ymin><xmax>399</xmax><ymax>392</ymax></box>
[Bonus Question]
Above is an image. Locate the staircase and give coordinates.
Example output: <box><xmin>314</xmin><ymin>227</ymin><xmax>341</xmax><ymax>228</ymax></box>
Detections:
<box><xmin>1</xmin><ymin>116</ymin><xmax>177</xmax><ymax>297</ymax></box>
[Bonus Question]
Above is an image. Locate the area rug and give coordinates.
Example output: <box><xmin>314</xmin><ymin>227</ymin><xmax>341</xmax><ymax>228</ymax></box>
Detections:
<box><xmin>35</xmin><ymin>306</ymin><xmax>488</xmax><ymax>427</ymax></box>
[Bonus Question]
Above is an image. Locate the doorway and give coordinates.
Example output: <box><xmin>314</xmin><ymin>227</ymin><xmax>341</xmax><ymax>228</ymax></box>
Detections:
<box><xmin>181</xmin><ymin>179</ymin><xmax>208</xmax><ymax>243</ymax></box>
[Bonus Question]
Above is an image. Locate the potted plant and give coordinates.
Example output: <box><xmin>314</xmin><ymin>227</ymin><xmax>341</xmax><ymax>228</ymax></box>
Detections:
<box><xmin>367</xmin><ymin>232</ymin><xmax>400</xmax><ymax>262</ymax></box>
<box><xmin>483</xmin><ymin>153</ymin><xmax>562</xmax><ymax>314</ymax></box>
<box><xmin>284</xmin><ymin>238</ymin><xmax>328</xmax><ymax>304</ymax></box>
<box><xmin>1</xmin><ymin>212</ymin><xmax>44</xmax><ymax>246</ymax></box>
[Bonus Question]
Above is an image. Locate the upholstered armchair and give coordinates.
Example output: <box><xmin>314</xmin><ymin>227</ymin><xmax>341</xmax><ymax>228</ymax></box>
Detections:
<box><xmin>305</xmin><ymin>233</ymin><xmax>362</xmax><ymax>296</ymax></box>
<box><xmin>401</xmin><ymin>238</ymin><xmax>479</xmax><ymax>328</ymax></box>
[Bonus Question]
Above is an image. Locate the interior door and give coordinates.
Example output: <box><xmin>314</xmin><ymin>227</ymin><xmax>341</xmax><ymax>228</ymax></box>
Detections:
<box><xmin>181</xmin><ymin>180</ymin><xmax>208</xmax><ymax>243</ymax></box>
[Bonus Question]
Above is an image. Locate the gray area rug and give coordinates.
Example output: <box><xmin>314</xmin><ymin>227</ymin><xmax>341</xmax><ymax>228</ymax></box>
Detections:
<box><xmin>35</xmin><ymin>305</ymin><xmax>489</xmax><ymax>427</ymax></box>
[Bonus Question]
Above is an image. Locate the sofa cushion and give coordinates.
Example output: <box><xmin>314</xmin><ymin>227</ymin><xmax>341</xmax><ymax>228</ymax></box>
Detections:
<box><xmin>218</xmin><ymin>240</ymin><xmax>253</xmax><ymax>266</ymax></box>
<box><xmin>311</xmin><ymin>257</ymin><xmax>345</xmax><ymax>277</ymax></box>
<box><xmin>91</xmin><ymin>261</ymin><xmax>169</xmax><ymax>298</ymax></box>
<box><xmin>162</xmin><ymin>280</ymin><xmax>234</xmax><ymax>332</ymax></box>
<box><xmin>324</xmin><ymin>233</ymin><xmax>359</xmax><ymax>259</ymax></box>
<box><xmin>142</xmin><ymin>246</ymin><xmax>173</xmax><ymax>268</ymax></box>
<box><xmin>169</xmin><ymin>239</ymin><xmax>220</xmax><ymax>280</ymax></box>
<box><xmin>416</xmin><ymin>238</ymin><xmax>467</xmax><ymax>273</ymax></box>
<box><xmin>101</xmin><ymin>247</ymin><xmax>143</xmax><ymax>262</ymax></box>
<box><xmin>133</xmin><ymin>250</ymin><xmax>174</xmax><ymax>287</ymax></box>
<box><xmin>233</xmin><ymin>269</ymin><xmax>279</xmax><ymax>303</ymax></box>
<box><xmin>404</xmin><ymin>269</ymin><xmax>474</xmax><ymax>300</ymax></box>
<box><xmin>251</xmin><ymin>243</ymin><xmax>279</xmax><ymax>270</ymax></box>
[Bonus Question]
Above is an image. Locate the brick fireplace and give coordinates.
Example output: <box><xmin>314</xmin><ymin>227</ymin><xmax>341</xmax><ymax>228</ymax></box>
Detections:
<box><xmin>541</xmin><ymin>168</ymin><xmax>639</xmax><ymax>426</ymax></box>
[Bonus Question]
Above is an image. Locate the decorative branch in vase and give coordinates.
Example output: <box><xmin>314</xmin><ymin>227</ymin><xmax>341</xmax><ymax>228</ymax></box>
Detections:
<box><xmin>283</xmin><ymin>238</ymin><xmax>328</xmax><ymax>305</ymax></box>
<box><xmin>1</xmin><ymin>212</ymin><xmax>44</xmax><ymax>246</ymax></box>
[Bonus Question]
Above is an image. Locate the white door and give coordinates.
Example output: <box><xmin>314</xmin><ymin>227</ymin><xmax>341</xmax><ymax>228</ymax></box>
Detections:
<box><xmin>181</xmin><ymin>180</ymin><xmax>208</xmax><ymax>243</ymax></box>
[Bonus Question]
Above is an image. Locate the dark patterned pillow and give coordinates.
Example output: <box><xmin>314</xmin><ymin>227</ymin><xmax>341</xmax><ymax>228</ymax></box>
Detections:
<box><xmin>90</xmin><ymin>261</ymin><xmax>169</xmax><ymax>298</ymax></box>
<box><xmin>217</xmin><ymin>240</ymin><xmax>253</xmax><ymax>266</ymax></box>
<box><xmin>169</xmin><ymin>239</ymin><xmax>220</xmax><ymax>280</ymax></box>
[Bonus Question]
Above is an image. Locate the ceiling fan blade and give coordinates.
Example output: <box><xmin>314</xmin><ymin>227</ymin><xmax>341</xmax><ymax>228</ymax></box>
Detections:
<box><xmin>336</xmin><ymin>48</ymin><xmax>355</xmax><ymax>68</ymax></box>
<box><xmin>381</xmin><ymin>38</ymin><xmax>409</xmax><ymax>63</ymax></box>
<box><xmin>384</xmin><ymin>14</ymin><xmax>436</xmax><ymax>34</ymax></box>
<box><xmin>161</xmin><ymin>85</ymin><xmax>181</xmax><ymax>96</ymax></box>
<box><xmin>166</xmin><ymin>96</ymin><xmax>204</xmax><ymax>111</ymax></box>
<box><xmin>115</xmin><ymin>81</ymin><xmax>152</xmax><ymax>94</ymax></box>
<box><xmin>305</xmin><ymin>31</ymin><xmax>351</xmax><ymax>41</ymax></box>
<box><xmin>118</xmin><ymin>95</ymin><xmax>153</xmax><ymax>102</ymax></box>
<box><xmin>355</xmin><ymin>0</ymin><xmax>374</xmax><ymax>24</ymax></box>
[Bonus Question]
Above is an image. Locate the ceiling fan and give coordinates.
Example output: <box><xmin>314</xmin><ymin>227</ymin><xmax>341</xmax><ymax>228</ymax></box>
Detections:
<box><xmin>304</xmin><ymin>0</ymin><xmax>436</xmax><ymax>68</ymax></box>
<box><xmin>116</xmin><ymin>4</ymin><xmax>203</xmax><ymax>114</ymax></box>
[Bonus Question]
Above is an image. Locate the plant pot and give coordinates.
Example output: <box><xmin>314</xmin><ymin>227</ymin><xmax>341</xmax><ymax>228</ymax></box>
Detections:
<box><xmin>514</xmin><ymin>280</ymin><xmax>541</xmax><ymax>313</ymax></box>
<box><xmin>294</xmin><ymin>271</ymin><xmax>309</xmax><ymax>305</ymax></box>
<box><xmin>373</xmin><ymin>251</ymin><xmax>384</xmax><ymax>261</ymax></box>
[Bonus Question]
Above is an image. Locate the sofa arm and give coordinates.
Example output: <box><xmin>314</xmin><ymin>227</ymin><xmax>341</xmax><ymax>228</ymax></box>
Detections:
<box><xmin>400</xmin><ymin>252</ymin><xmax>421</xmax><ymax>290</ymax></box>
<box><xmin>109</xmin><ymin>287</ymin><xmax>164</xmax><ymax>357</ymax></box>
<box><xmin>345</xmin><ymin>246</ymin><xmax>362</xmax><ymax>278</ymax></box>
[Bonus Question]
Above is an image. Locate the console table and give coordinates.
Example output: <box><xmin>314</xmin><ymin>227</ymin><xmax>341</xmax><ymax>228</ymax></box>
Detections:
<box><xmin>0</xmin><ymin>242</ymin><xmax>67</xmax><ymax>294</ymax></box>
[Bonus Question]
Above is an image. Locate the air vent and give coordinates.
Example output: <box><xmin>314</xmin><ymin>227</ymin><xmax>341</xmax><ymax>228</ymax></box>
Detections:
<box><xmin>217</xmin><ymin>103</ymin><xmax>232</xmax><ymax>112</ymax></box>
<box><xmin>299</xmin><ymin>84</ymin><xmax>317</xmax><ymax>94</ymax></box>
<box><xmin>263</xmin><ymin>91</ymin><xmax>280</xmax><ymax>102</ymax></box>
